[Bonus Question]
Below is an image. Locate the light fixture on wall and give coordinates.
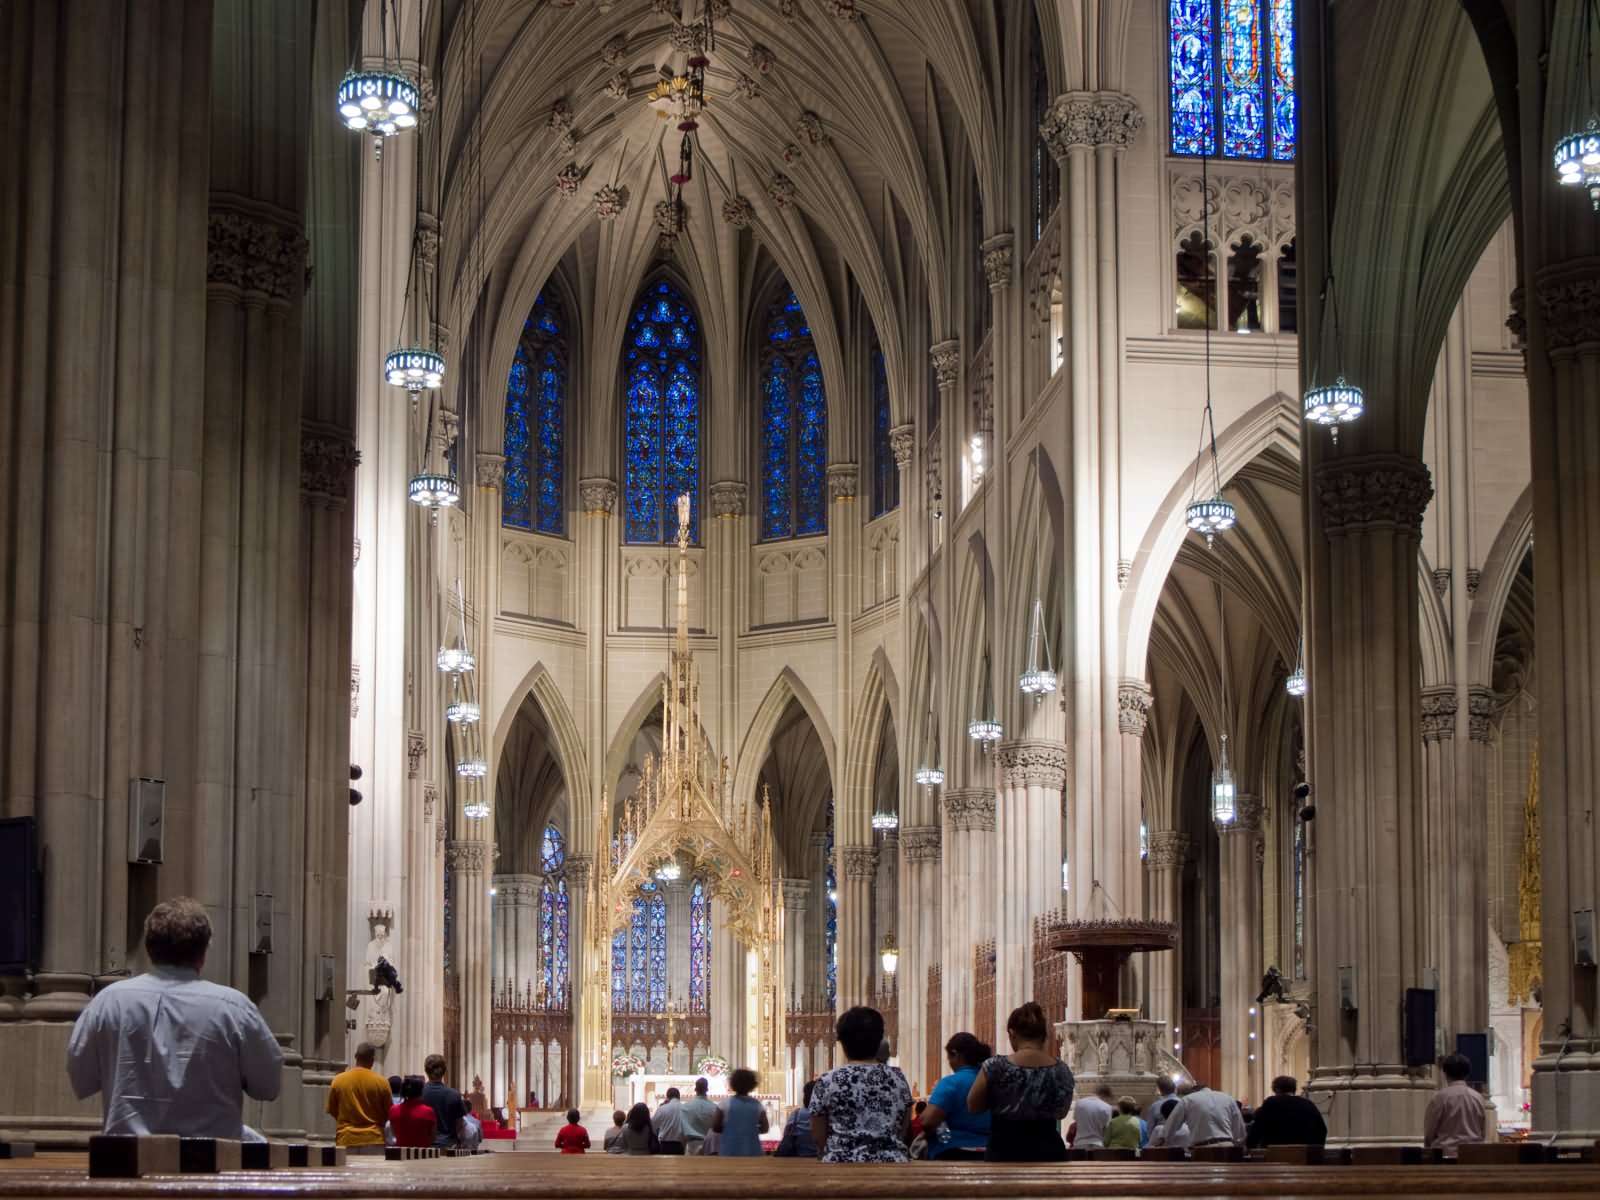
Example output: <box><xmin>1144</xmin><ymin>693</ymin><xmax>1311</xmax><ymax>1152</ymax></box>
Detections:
<box><xmin>1285</xmin><ymin>636</ymin><xmax>1307</xmax><ymax>697</ymax></box>
<box><xmin>1211</xmin><ymin>732</ymin><xmax>1237</xmax><ymax>826</ymax></box>
<box><xmin>1555</xmin><ymin>0</ymin><xmax>1600</xmax><ymax>208</ymax></box>
<box><xmin>880</xmin><ymin>935</ymin><xmax>900</xmax><ymax>976</ymax></box>
<box><xmin>1184</xmin><ymin>152</ymin><xmax>1236</xmax><ymax>546</ymax></box>
<box><xmin>337</xmin><ymin>0</ymin><xmax>418</xmax><ymax>155</ymax></box>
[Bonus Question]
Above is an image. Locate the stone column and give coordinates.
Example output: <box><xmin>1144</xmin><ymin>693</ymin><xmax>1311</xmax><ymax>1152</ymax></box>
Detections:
<box><xmin>782</xmin><ymin>878</ymin><xmax>812</xmax><ymax>1005</ymax></box>
<box><xmin>1118</xmin><ymin>681</ymin><xmax>1154</xmax><ymax>1010</ymax></box>
<box><xmin>1144</xmin><ymin>831</ymin><xmax>1192</xmax><ymax>1033</ymax></box>
<box><xmin>1304</xmin><ymin>454</ymin><xmax>1436</xmax><ymax>1142</ymax></box>
<box><xmin>995</xmin><ymin>741</ymin><xmax>1068</xmax><ymax>1042</ymax></box>
<box><xmin>1218</xmin><ymin>796</ymin><xmax>1264</xmax><ymax>1101</ymax></box>
<box><xmin>1420</xmin><ymin>686</ymin><xmax>1472</xmax><ymax>1045</ymax></box>
<box><xmin>837</xmin><ymin>844</ymin><xmax>878</xmax><ymax>1009</ymax></box>
<box><xmin>1521</xmin><ymin>183</ymin><xmax>1600</xmax><ymax>1152</ymax></box>
<box><xmin>492</xmin><ymin>873</ymin><xmax>540</xmax><ymax>999</ymax></box>
<box><xmin>873</xmin><ymin>832</ymin><xmax>899</xmax><ymax>995</ymax></box>
<box><xmin>940</xmin><ymin>789</ymin><xmax>995</xmax><ymax>1035</ymax></box>
<box><xmin>898</xmin><ymin>825</ymin><xmax>940</xmax><ymax>1086</ymax></box>
<box><xmin>448</xmin><ymin>839</ymin><xmax>492</xmax><ymax>1089</ymax></box>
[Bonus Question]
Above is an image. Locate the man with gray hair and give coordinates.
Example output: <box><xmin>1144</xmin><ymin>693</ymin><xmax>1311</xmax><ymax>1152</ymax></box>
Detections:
<box><xmin>67</xmin><ymin>896</ymin><xmax>283</xmax><ymax>1137</ymax></box>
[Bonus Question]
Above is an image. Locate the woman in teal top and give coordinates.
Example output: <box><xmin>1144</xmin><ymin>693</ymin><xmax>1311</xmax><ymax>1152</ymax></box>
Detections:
<box><xmin>714</xmin><ymin>1068</ymin><xmax>769</xmax><ymax>1156</ymax></box>
<box><xmin>921</xmin><ymin>1032</ymin><xmax>992</xmax><ymax>1160</ymax></box>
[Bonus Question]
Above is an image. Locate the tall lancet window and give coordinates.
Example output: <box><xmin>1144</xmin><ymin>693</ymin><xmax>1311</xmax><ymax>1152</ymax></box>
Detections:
<box><xmin>612</xmin><ymin>879</ymin><xmax>669</xmax><ymax>1012</ymax></box>
<box><xmin>825</xmin><ymin>794</ymin><xmax>838</xmax><ymax>1009</ymax></box>
<box><xmin>624</xmin><ymin>280</ymin><xmax>702</xmax><ymax>543</ymax></box>
<box><xmin>870</xmin><ymin>342</ymin><xmax>897</xmax><ymax>517</ymax></box>
<box><xmin>1029</xmin><ymin>11</ymin><xmax>1058</xmax><ymax>242</ymax></box>
<box><xmin>539</xmin><ymin>825</ymin><xmax>570</xmax><ymax>1004</ymax></box>
<box><xmin>504</xmin><ymin>291</ymin><xmax>567</xmax><ymax>533</ymax></box>
<box><xmin>1169</xmin><ymin>0</ymin><xmax>1295</xmax><ymax>160</ymax></box>
<box><xmin>689</xmin><ymin>879</ymin><xmax>711</xmax><ymax>1011</ymax></box>
<box><xmin>759</xmin><ymin>291</ymin><xmax>828</xmax><ymax>541</ymax></box>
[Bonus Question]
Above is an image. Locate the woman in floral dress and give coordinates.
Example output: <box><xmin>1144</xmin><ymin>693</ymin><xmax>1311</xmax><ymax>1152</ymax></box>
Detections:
<box><xmin>809</xmin><ymin>1006</ymin><xmax>913</xmax><ymax>1162</ymax></box>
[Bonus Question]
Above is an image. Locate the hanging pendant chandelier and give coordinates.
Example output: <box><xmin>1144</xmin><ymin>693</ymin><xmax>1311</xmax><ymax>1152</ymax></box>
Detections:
<box><xmin>1303</xmin><ymin>375</ymin><xmax>1365</xmax><ymax>433</ymax></box>
<box><xmin>968</xmin><ymin>717</ymin><xmax>1003</xmax><ymax>744</ymax></box>
<box><xmin>385</xmin><ymin>346</ymin><xmax>446</xmax><ymax>392</ymax></box>
<box><xmin>408</xmin><ymin>471</ymin><xmax>460</xmax><ymax>510</ymax></box>
<box><xmin>1019</xmin><ymin>483</ymin><xmax>1058</xmax><ymax>696</ymax></box>
<box><xmin>1555</xmin><ymin>0</ymin><xmax>1600</xmax><ymax>207</ymax></box>
<box><xmin>1187</xmin><ymin>154</ymin><xmax>1236</xmax><ymax>547</ymax></box>
<box><xmin>463</xmin><ymin>795</ymin><xmax>490</xmax><ymax>820</ymax></box>
<box><xmin>446</xmin><ymin>700</ymin><xmax>481</xmax><ymax>725</ymax></box>
<box><xmin>879</xmin><ymin>935</ymin><xmax>900</xmax><ymax>976</ymax></box>
<box><xmin>1211</xmin><ymin>732</ymin><xmax>1237</xmax><ymax>827</ymax></box>
<box><xmin>870</xmin><ymin>811</ymin><xmax>899</xmax><ymax>833</ymax></box>
<box><xmin>337</xmin><ymin>69</ymin><xmax>420</xmax><ymax>138</ymax></box>
<box><xmin>437</xmin><ymin>645</ymin><xmax>476</xmax><ymax>675</ymax></box>
<box><xmin>913</xmin><ymin>763</ymin><xmax>945</xmax><ymax>786</ymax></box>
<box><xmin>1286</xmin><ymin>636</ymin><xmax>1307</xmax><ymax>697</ymax></box>
<box><xmin>457</xmin><ymin>756</ymin><xmax>488</xmax><ymax>780</ymax></box>
<box><xmin>1186</xmin><ymin>495</ymin><xmax>1236</xmax><ymax>541</ymax></box>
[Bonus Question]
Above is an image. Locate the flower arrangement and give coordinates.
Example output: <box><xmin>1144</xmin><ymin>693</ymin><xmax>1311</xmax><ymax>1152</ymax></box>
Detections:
<box><xmin>611</xmin><ymin>1052</ymin><xmax>646</xmax><ymax>1079</ymax></box>
<box><xmin>696</xmin><ymin>1054</ymin><xmax>729</xmax><ymax>1078</ymax></box>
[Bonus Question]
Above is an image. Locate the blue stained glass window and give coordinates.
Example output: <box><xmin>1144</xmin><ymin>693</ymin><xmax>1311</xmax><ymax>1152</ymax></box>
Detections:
<box><xmin>611</xmin><ymin>927</ymin><xmax>628</xmax><ymax>1012</ymax></box>
<box><xmin>624</xmin><ymin>281</ymin><xmax>701</xmax><ymax>543</ymax></box>
<box><xmin>629</xmin><ymin>895</ymin><xmax>649</xmax><ymax>1011</ymax></box>
<box><xmin>504</xmin><ymin>291</ymin><xmax>567</xmax><ymax>533</ymax></box>
<box><xmin>538</xmin><ymin>824</ymin><xmax>569</xmax><ymax>1006</ymax></box>
<box><xmin>1169</xmin><ymin>0</ymin><xmax>1294</xmax><ymax>160</ymax></box>
<box><xmin>541</xmin><ymin>825</ymin><xmax>566</xmax><ymax>874</ymax></box>
<box><xmin>689</xmin><ymin>879</ymin><xmax>710</xmax><ymax>1013</ymax></box>
<box><xmin>759</xmin><ymin>290</ymin><xmax>828</xmax><ymax>542</ymax></box>
<box><xmin>825</xmin><ymin>795</ymin><xmax>837</xmax><ymax>1009</ymax></box>
<box><xmin>870</xmin><ymin>344</ymin><xmax>898</xmax><ymax>517</ymax></box>
<box><xmin>647</xmin><ymin>893</ymin><xmax>667</xmax><ymax>1009</ymax></box>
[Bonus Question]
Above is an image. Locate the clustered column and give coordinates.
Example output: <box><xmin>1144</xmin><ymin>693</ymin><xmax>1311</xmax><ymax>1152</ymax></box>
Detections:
<box><xmin>1143</xmin><ymin>831</ymin><xmax>1192</xmax><ymax>1033</ymax></box>
<box><xmin>782</xmin><ymin>878</ymin><xmax>811</xmax><ymax>1005</ymax></box>
<box><xmin>897</xmin><ymin>825</ymin><xmax>941</xmax><ymax>1085</ymax></box>
<box><xmin>994</xmin><ymin>741</ymin><xmax>1068</xmax><ymax>1041</ymax></box>
<box><xmin>940</xmin><ymin>789</ymin><xmax>995</xmax><ymax>1037</ymax></box>
<box><xmin>837</xmin><ymin>845</ymin><xmax>878</xmax><ymax>1009</ymax></box>
<box><xmin>1218</xmin><ymin>795</ymin><xmax>1264</xmax><ymax>1101</ymax></box>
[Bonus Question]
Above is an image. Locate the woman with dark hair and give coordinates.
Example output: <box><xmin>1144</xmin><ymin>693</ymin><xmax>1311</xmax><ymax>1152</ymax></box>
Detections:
<box><xmin>965</xmin><ymin>1001</ymin><xmax>1074</xmax><ymax>1161</ymax></box>
<box><xmin>713</xmin><ymin>1068</ymin><xmax>769</xmax><ymax>1156</ymax></box>
<box><xmin>618</xmin><ymin>1102</ymin><xmax>658</xmax><ymax>1154</ymax></box>
<box><xmin>921</xmin><ymin>1031</ymin><xmax>993</xmax><ymax>1160</ymax></box>
<box><xmin>808</xmin><ymin>1006</ymin><xmax>914</xmax><ymax>1163</ymax></box>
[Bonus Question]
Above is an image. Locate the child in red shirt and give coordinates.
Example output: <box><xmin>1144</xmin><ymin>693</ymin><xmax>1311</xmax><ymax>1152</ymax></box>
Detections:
<box><xmin>388</xmin><ymin>1076</ymin><xmax>438</xmax><ymax>1148</ymax></box>
<box><xmin>555</xmin><ymin>1108</ymin><xmax>591</xmax><ymax>1154</ymax></box>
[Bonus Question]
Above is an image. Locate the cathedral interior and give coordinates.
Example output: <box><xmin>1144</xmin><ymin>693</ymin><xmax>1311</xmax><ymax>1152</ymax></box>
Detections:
<box><xmin>1</xmin><ymin>0</ymin><xmax>1598</xmax><ymax>1154</ymax></box>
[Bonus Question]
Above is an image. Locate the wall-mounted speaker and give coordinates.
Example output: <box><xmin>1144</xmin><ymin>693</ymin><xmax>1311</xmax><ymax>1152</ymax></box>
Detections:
<box><xmin>1404</xmin><ymin>987</ymin><xmax>1437</xmax><ymax>1068</ymax></box>
<box><xmin>1574</xmin><ymin>909</ymin><xmax>1596</xmax><ymax>966</ymax></box>
<box><xmin>128</xmin><ymin>778</ymin><xmax>165</xmax><ymax>864</ymax></box>
<box><xmin>250</xmin><ymin>893</ymin><xmax>273</xmax><ymax>955</ymax></box>
<box><xmin>1338</xmin><ymin>966</ymin><xmax>1358</xmax><ymax>1012</ymax></box>
<box><xmin>1456</xmin><ymin>1032</ymin><xmax>1489</xmax><ymax>1084</ymax></box>
<box><xmin>317</xmin><ymin>954</ymin><xmax>336</xmax><ymax>1001</ymax></box>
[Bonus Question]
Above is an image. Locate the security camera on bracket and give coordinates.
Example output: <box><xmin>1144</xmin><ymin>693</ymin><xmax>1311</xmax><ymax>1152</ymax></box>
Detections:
<box><xmin>1294</xmin><ymin>782</ymin><xmax>1314</xmax><ymax>822</ymax></box>
<box><xmin>344</xmin><ymin>954</ymin><xmax>404</xmax><ymax>1010</ymax></box>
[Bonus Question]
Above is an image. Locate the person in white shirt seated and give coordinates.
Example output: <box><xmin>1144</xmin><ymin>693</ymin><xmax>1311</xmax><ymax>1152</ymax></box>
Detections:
<box><xmin>1147</xmin><ymin>1094</ymin><xmax>1191</xmax><ymax>1150</ymax></box>
<box><xmin>1161</xmin><ymin>1082</ymin><xmax>1245</xmax><ymax>1148</ymax></box>
<box><xmin>1070</xmin><ymin>1085</ymin><xmax>1116</xmax><ymax>1149</ymax></box>
<box><xmin>66</xmin><ymin>896</ymin><xmax>284</xmax><ymax>1138</ymax></box>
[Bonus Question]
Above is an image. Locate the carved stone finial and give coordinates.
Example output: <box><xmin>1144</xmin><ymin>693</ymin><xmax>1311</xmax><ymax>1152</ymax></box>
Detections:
<box><xmin>981</xmin><ymin>232</ymin><xmax>1015</xmax><ymax>291</ymax></box>
<box><xmin>1118</xmin><ymin>680</ymin><xmax>1154</xmax><ymax>736</ymax></box>
<box><xmin>709</xmin><ymin>480</ymin><xmax>747</xmax><ymax>517</ymax></box>
<box><xmin>653</xmin><ymin>198</ymin><xmax>686</xmax><ymax>245</ymax></box>
<box><xmin>579</xmin><ymin>477</ymin><xmax>618</xmax><ymax>515</ymax></box>
<box><xmin>889</xmin><ymin>424</ymin><xmax>915</xmax><ymax>469</ymax></box>
<box><xmin>796</xmin><ymin>111</ymin><xmax>826</xmax><ymax>145</ymax></box>
<box><xmin>601</xmin><ymin>34</ymin><xmax>628</xmax><ymax>65</ymax></box>
<box><xmin>1040</xmin><ymin>91</ymin><xmax>1144</xmax><ymax>162</ymax></box>
<box><xmin>734</xmin><ymin>72</ymin><xmax>763</xmax><ymax>100</ymax></box>
<box><xmin>747</xmin><ymin>43</ymin><xmax>775</xmax><ymax>74</ymax></box>
<box><xmin>929</xmin><ymin>340</ymin><xmax>960</xmax><ymax>388</ymax></box>
<box><xmin>555</xmin><ymin>163</ymin><xmax>584</xmax><ymax>197</ymax></box>
<box><xmin>827</xmin><ymin>463</ymin><xmax>858</xmax><ymax>500</ymax></box>
<box><xmin>604</xmin><ymin>70</ymin><xmax>631</xmax><ymax>99</ymax></box>
<box><xmin>1315</xmin><ymin>455</ymin><xmax>1433</xmax><ymax>540</ymax></box>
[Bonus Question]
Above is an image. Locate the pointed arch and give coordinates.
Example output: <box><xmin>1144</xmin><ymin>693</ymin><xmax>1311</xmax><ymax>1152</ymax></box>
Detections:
<box><xmin>731</xmin><ymin>667</ymin><xmax>838</xmax><ymax>829</ymax></box>
<box><xmin>491</xmin><ymin>661</ymin><xmax>588</xmax><ymax>824</ymax></box>
<box><xmin>1467</xmin><ymin>484</ymin><xmax>1535</xmax><ymax>691</ymax></box>
<box><xmin>839</xmin><ymin>654</ymin><xmax>898</xmax><ymax>845</ymax></box>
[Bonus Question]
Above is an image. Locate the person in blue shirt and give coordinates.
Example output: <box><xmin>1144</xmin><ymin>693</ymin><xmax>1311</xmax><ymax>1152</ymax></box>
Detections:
<box><xmin>774</xmin><ymin>1079</ymin><xmax>819</xmax><ymax>1156</ymax></box>
<box><xmin>920</xmin><ymin>1032</ymin><xmax>993</xmax><ymax>1160</ymax></box>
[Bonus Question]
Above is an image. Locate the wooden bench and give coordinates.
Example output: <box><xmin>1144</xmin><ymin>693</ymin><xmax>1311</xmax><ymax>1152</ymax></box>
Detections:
<box><xmin>1458</xmin><ymin>1142</ymin><xmax>1549</xmax><ymax>1165</ymax></box>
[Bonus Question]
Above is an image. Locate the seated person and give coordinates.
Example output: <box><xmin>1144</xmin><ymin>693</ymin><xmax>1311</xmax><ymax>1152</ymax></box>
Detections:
<box><xmin>1104</xmin><ymin>1097</ymin><xmax>1142</xmax><ymax>1150</ymax></box>
<box><xmin>66</xmin><ymin>896</ymin><xmax>283</xmax><ymax>1138</ymax></box>
<box><xmin>389</xmin><ymin>1076</ymin><xmax>438</xmax><ymax>1148</ymax></box>
<box><xmin>774</xmin><ymin>1080</ymin><xmax>819</xmax><ymax>1157</ymax></box>
<box><xmin>1247</xmin><ymin>1075</ymin><xmax>1327</xmax><ymax>1148</ymax></box>
<box><xmin>922</xmin><ymin>1033</ymin><xmax>993</xmax><ymax>1161</ymax></box>
<box><xmin>603</xmin><ymin>1109</ymin><xmax>627</xmax><ymax>1154</ymax></box>
<box><xmin>556</xmin><ymin>1108</ymin><xmax>591</xmax><ymax>1154</ymax></box>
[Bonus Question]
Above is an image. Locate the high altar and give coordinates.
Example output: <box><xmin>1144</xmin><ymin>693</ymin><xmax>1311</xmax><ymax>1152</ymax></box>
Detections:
<box><xmin>578</xmin><ymin>495</ymin><xmax>787</xmax><ymax>1106</ymax></box>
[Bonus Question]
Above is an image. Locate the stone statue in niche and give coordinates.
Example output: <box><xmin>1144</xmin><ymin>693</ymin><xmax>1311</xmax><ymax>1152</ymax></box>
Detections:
<box><xmin>363</xmin><ymin>910</ymin><xmax>395</xmax><ymax>1048</ymax></box>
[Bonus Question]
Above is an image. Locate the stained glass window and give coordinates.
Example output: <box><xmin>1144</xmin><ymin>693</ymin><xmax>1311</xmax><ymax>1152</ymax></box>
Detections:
<box><xmin>870</xmin><ymin>344</ymin><xmax>897</xmax><ymax>517</ymax></box>
<box><xmin>613</xmin><ymin>882</ymin><xmax>668</xmax><ymax>1012</ymax></box>
<box><xmin>825</xmin><ymin>795</ymin><xmax>837</xmax><ymax>1009</ymax></box>
<box><xmin>1292</xmin><ymin>811</ymin><xmax>1305</xmax><ymax>980</ymax></box>
<box><xmin>759</xmin><ymin>291</ymin><xmax>827</xmax><ymax>541</ymax></box>
<box><xmin>647</xmin><ymin>889</ymin><xmax>668</xmax><ymax>1009</ymax></box>
<box><xmin>538</xmin><ymin>825</ymin><xmax>569</xmax><ymax>1005</ymax></box>
<box><xmin>689</xmin><ymin>879</ymin><xmax>710</xmax><ymax>1012</ymax></box>
<box><xmin>624</xmin><ymin>280</ymin><xmax>702</xmax><ymax>543</ymax></box>
<box><xmin>504</xmin><ymin>291</ymin><xmax>567</xmax><ymax>533</ymax></box>
<box><xmin>1169</xmin><ymin>0</ymin><xmax>1294</xmax><ymax>160</ymax></box>
<box><xmin>611</xmin><ymin>927</ymin><xmax>628</xmax><ymax>1012</ymax></box>
<box><xmin>1029</xmin><ymin>11</ymin><xmax>1058</xmax><ymax>242</ymax></box>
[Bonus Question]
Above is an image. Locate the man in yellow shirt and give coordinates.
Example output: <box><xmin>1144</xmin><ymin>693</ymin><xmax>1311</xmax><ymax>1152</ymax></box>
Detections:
<box><xmin>326</xmin><ymin>1043</ymin><xmax>395</xmax><ymax>1148</ymax></box>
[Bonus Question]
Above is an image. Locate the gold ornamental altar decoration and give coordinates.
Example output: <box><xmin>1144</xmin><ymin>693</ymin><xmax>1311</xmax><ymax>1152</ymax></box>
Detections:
<box><xmin>580</xmin><ymin>494</ymin><xmax>784</xmax><ymax>1104</ymax></box>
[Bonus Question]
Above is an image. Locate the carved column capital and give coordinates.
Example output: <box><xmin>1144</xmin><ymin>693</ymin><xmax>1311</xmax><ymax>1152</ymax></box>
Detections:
<box><xmin>709</xmin><ymin>480</ymin><xmax>747</xmax><ymax>517</ymax></box>
<box><xmin>1118</xmin><ymin>679</ymin><xmax>1154</xmax><ymax>736</ymax></box>
<box><xmin>889</xmin><ymin>424</ymin><xmax>915</xmax><ymax>469</ymax></box>
<box><xmin>492</xmin><ymin>873</ymin><xmax>542</xmax><ymax>905</ymax></box>
<box><xmin>929</xmin><ymin>340</ymin><xmax>961</xmax><ymax>389</ymax></box>
<box><xmin>445</xmin><ymin>840</ymin><xmax>488</xmax><ymax>873</ymax></box>
<box><xmin>900</xmin><ymin>824</ymin><xmax>942</xmax><ymax>862</ymax></box>
<box><xmin>1040</xmin><ymin>90</ymin><xmax>1144</xmax><ymax>162</ymax></box>
<box><xmin>827</xmin><ymin>463</ymin><xmax>859</xmax><ymax>501</ymax></box>
<box><xmin>207</xmin><ymin>199</ymin><xmax>310</xmax><ymax>309</ymax></box>
<box><xmin>996</xmin><ymin>739</ymin><xmax>1068</xmax><ymax>790</ymax></box>
<box><xmin>1421</xmin><ymin>686</ymin><xmax>1458</xmax><ymax>742</ymax></box>
<box><xmin>1314</xmin><ymin>454</ymin><xmax>1433</xmax><ymax>540</ymax></box>
<box><xmin>1468</xmin><ymin>685</ymin><xmax>1499</xmax><ymax>743</ymax></box>
<box><xmin>476</xmin><ymin>452</ymin><xmax>506</xmax><ymax>490</ymax></box>
<box><xmin>579</xmin><ymin>477</ymin><xmax>618</xmax><ymax>515</ymax></box>
<box><xmin>564</xmin><ymin>854</ymin><xmax>594</xmax><ymax>885</ymax></box>
<box><xmin>300</xmin><ymin>423</ymin><xmax>360</xmax><ymax>509</ymax></box>
<box><xmin>840</xmin><ymin>845</ymin><xmax>878</xmax><ymax>878</ymax></box>
<box><xmin>781</xmin><ymin>878</ymin><xmax>812</xmax><ymax>910</ymax></box>
<box><xmin>943</xmin><ymin>788</ymin><xmax>995</xmax><ymax>833</ymax></box>
<box><xmin>981</xmin><ymin>232</ymin><xmax>1015</xmax><ymax>291</ymax></box>
<box><xmin>1145</xmin><ymin>830</ymin><xmax>1193</xmax><ymax>871</ymax></box>
<box><xmin>1221</xmin><ymin>793</ymin><xmax>1265</xmax><ymax>837</ymax></box>
<box><xmin>1535</xmin><ymin>257</ymin><xmax>1600</xmax><ymax>354</ymax></box>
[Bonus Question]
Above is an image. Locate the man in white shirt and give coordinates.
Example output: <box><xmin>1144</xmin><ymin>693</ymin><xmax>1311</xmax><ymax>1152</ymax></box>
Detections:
<box><xmin>1072</xmin><ymin>1085</ymin><xmax>1116</xmax><ymax>1149</ymax></box>
<box><xmin>653</xmin><ymin>1086</ymin><xmax>687</xmax><ymax>1154</ymax></box>
<box><xmin>679</xmin><ymin>1077</ymin><xmax>718</xmax><ymax>1156</ymax></box>
<box><xmin>66</xmin><ymin>896</ymin><xmax>283</xmax><ymax>1138</ymax></box>
<box><xmin>1163</xmin><ymin>1083</ymin><xmax>1247</xmax><ymax>1148</ymax></box>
